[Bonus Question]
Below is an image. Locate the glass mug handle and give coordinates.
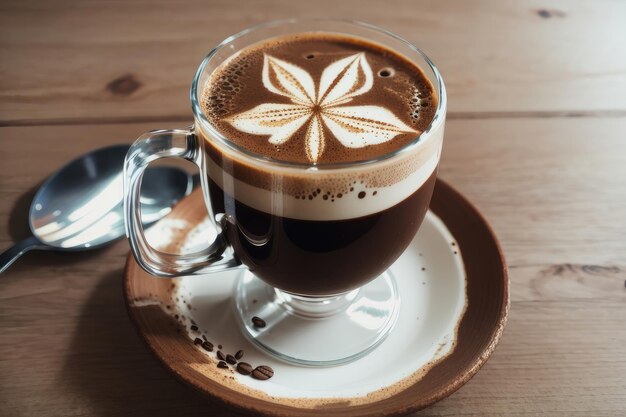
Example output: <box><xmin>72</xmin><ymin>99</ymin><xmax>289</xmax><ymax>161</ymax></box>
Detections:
<box><xmin>123</xmin><ymin>128</ymin><xmax>241</xmax><ymax>277</ymax></box>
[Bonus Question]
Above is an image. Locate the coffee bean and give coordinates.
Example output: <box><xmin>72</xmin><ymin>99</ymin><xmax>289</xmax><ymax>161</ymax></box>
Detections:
<box><xmin>252</xmin><ymin>365</ymin><xmax>274</xmax><ymax>380</ymax></box>
<box><xmin>226</xmin><ymin>354</ymin><xmax>237</xmax><ymax>365</ymax></box>
<box><xmin>216</xmin><ymin>350</ymin><xmax>226</xmax><ymax>361</ymax></box>
<box><xmin>252</xmin><ymin>316</ymin><xmax>266</xmax><ymax>328</ymax></box>
<box><xmin>235</xmin><ymin>350</ymin><xmax>244</xmax><ymax>360</ymax></box>
<box><xmin>193</xmin><ymin>338</ymin><xmax>203</xmax><ymax>345</ymax></box>
<box><xmin>201</xmin><ymin>341</ymin><xmax>213</xmax><ymax>352</ymax></box>
<box><xmin>217</xmin><ymin>361</ymin><xmax>228</xmax><ymax>369</ymax></box>
<box><xmin>190</xmin><ymin>325</ymin><xmax>199</xmax><ymax>332</ymax></box>
<box><xmin>236</xmin><ymin>362</ymin><xmax>253</xmax><ymax>375</ymax></box>
<box><xmin>202</xmin><ymin>335</ymin><xmax>208</xmax><ymax>342</ymax></box>
<box><xmin>218</xmin><ymin>344</ymin><xmax>222</xmax><ymax>349</ymax></box>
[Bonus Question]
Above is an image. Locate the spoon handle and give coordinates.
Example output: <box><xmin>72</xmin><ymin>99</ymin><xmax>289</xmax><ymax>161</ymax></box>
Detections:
<box><xmin>0</xmin><ymin>236</ymin><xmax>46</xmax><ymax>274</ymax></box>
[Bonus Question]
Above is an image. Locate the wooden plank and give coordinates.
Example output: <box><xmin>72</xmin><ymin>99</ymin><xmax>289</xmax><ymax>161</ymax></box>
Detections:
<box><xmin>1</xmin><ymin>0</ymin><xmax>625</xmax><ymax>124</ymax></box>
<box><xmin>3</xmin><ymin>118</ymin><xmax>626</xmax><ymax>277</ymax></box>
<box><xmin>442</xmin><ymin>117</ymin><xmax>626</xmax><ymax>268</ymax></box>
<box><xmin>1</xmin><ymin>117</ymin><xmax>625</xmax><ymax>415</ymax></box>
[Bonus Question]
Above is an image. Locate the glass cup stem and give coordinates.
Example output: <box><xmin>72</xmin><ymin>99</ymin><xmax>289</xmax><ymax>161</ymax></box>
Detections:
<box><xmin>273</xmin><ymin>289</ymin><xmax>360</xmax><ymax>319</ymax></box>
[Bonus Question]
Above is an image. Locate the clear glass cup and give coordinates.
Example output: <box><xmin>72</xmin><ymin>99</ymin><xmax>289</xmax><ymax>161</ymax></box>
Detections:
<box><xmin>124</xmin><ymin>19</ymin><xmax>446</xmax><ymax>366</ymax></box>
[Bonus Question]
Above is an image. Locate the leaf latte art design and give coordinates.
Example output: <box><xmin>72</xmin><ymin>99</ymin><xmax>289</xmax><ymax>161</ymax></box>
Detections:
<box><xmin>225</xmin><ymin>53</ymin><xmax>419</xmax><ymax>162</ymax></box>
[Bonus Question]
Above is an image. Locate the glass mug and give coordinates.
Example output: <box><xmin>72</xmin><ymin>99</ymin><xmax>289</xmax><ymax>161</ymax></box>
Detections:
<box><xmin>124</xmin><ymin>19</ymin><xmax>446</xmax><ymax>365</ymax></box>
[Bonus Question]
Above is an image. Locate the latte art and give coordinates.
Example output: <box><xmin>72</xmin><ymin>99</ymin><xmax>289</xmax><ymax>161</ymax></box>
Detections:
<box><xmin>226</xmin><ymin>53</ymin><xmax>417</xmax><ymax>162</ymax></box>
<box><xmin>202</xmin><ymin>33</ymin><xmax>436</xmax><ymax>165</ymax></box>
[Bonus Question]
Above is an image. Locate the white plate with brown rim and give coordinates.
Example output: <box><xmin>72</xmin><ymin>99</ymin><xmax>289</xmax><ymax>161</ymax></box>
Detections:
<box><xmin>124</xmin><ymin>178</ymin><xmax>508</xmax><ymax>417</ymax></box>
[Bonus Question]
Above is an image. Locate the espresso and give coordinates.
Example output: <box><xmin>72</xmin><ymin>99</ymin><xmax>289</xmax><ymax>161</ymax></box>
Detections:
<box><xmin>198</xmin><ymin>32</ymin><xmax>443</xmax><ymax>296</ymax></box>
<box><xmin>202</xmin><ymin>33</ymin><xmax>436</xmax><ymax>164</ymax></box>
<box><xmin>209</xmin><ymin>172</ymin><xmax>437</xmax><ymax>295</ymax></box>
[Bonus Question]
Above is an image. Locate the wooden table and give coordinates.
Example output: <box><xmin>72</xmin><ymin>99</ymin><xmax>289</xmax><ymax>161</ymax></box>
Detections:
<box><xmin>1</xmin><ymin>1</ymin><xmax>625</xmax><ymax>415</ymax></box>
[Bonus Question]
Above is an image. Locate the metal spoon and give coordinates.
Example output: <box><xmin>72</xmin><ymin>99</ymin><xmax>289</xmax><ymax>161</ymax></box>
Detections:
<box><xmin>0</xmin><ymin>144</ymin><xmax>194</xmax><ymax>274</ymax></box>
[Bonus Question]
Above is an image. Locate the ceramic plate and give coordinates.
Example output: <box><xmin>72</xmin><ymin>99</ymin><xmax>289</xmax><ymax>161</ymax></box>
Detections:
<box><xmin>124</xmin><ymin>179</ymin><xmax>508</xmax><ymax>416</ymax></box>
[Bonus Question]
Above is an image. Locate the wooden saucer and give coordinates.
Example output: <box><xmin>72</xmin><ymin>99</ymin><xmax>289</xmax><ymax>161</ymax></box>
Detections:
<box><xmin>124</xmin><ymin>179</ymin><xmax>508</xmax><ymax>416</ymax></box>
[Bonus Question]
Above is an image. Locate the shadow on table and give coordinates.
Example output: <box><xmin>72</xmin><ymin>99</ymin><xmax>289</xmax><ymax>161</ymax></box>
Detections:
<box><xmin>62</xmin><ymin>269</ymin><xmax>244</xmax><ymax>417</ymax></box>
<box><xmin>3</xmin><ymin>184</ymin><xmax>112</xmax><ymax>270</ymax></box>
<box><xmin>6</xmin><ymin>182</ymin><xmax>38</xmax><ymax>240</ymax></box>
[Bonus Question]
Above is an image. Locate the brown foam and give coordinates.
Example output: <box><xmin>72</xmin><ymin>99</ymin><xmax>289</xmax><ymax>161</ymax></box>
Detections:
<box><xmin>201</xmin><ymin>33</ymin><xmax>437</xmax><ymax>165</ymax></box>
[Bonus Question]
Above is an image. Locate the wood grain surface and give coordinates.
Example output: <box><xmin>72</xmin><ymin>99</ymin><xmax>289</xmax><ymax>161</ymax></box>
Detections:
<box><xmin>1</xmin><ymin>0</ymin><xmax>626</xmax><ymax>416</ymax></box>
<box><xmin>1</xmin><ymin>0</ymin><xmax>626</xmax><ymax>124</ymax></box>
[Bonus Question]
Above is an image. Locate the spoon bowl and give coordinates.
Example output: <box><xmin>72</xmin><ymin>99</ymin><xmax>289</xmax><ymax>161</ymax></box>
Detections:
<box><xmin>0</xmin><ymin>144</ymin><xmax>193</xmax><ymax>273</ymax></box>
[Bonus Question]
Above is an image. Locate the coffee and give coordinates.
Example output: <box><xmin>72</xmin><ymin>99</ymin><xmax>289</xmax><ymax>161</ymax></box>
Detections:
<box><xmin>123</xmin><ymin>21</ymin><xmax>447</xmax><ymax>366</ymax></box>
<box><xmin>207</xmin><ymin>172</ymin><xmax>436</xmax><ymax>295</ymax></box>
<box><xmin>198</xmin><ymin>33</ymin><xmax>443</xmax><ymax>296</ymax></box>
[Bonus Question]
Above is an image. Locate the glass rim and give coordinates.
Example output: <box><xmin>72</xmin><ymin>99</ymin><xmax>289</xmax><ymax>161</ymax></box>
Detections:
<box><xmin>190</xmin><ymin>18</ymin><xmax>447</xmax><ymax>171</ymax></box>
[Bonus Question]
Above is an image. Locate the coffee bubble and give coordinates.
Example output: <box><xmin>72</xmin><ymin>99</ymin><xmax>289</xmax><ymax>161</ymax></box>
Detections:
<box><xmin>378</xmin><ymin>68</ymin><xmax>394</xmax><ymax>77</ymax></box>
